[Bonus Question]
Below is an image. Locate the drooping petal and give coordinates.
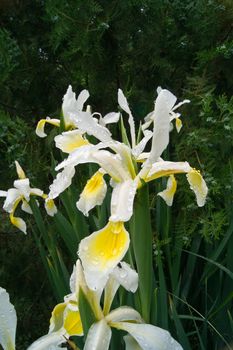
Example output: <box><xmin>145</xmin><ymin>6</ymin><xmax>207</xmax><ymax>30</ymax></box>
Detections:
<box><xmin>49</xmin><ymin>303</ymin><xmax>67</xmax><ymax>333</ymax></box>
<box><xmin>186</xmin><ymin>169</ymin><xmax>208</xmax><ymax>207</ymax></box>
<box><xmin>111</xmin><ymin>322</ymin><xmax>183</xmax><ymax>350</ymax></box>
<box><xmin>15</xmin><ymin>161</ymin><xmax>26</xmax><ymax>179</ymax></box>
<box><xmin>124</xmin><ymin>335</ymin><xmax>142</xmax><ymax>350</ymax></box>
<box><xmin>10</xmin><ymin>214</ymin><xmax>27</xmax><ymax>234</ymax></box>
<box><xmin>118</xmin><ymin>89</ymin><xmax>136</xmax><ymax>148</ymax></box>
<box><xmin>49</xmin><ymin>166</ymin><xmax>75</xmax><ymax>199</ymax></box>
<box><xmin>55</xmin><ymin>130</ymin><xmax>89</xmax><ymax>154</ymax></box>
<box><xmin>0</xmin><ymin>287</ymin><xmax>17</xmax><ymax>350</ymax></box>
<box><xmin>45</xmin><ymin>198</ymin><xmax>58</xmax><ymax>216</ymax></box>
<box><xmin>157</xmin><ymin>175</ymin><xmax>177</xmax><ymax>206</ymax></box>
<box><xmin>36</xmin><ymin>118</ymin><xmax>60</xmax><ymax>138</ymax></box>
<box><xmin>106</xmin><ymin>306</ymin><xmax>142</xmax><ymax>324</ymax></box>
<box><xmin>27</xmin><ymin>332</ymin><xmax>65</xmax><ymax>350</ymax></box>
<box><xmin>76</xmin><ymin>170</ymin><xmax>107</xmax><ymax>216</ymax></box>
<box><xmin>79</xmin><ymin>221</ymin><xmax>130</xmax><ymax>290</ymax></box>
<box><xmin>3</xmin><ymin>189</ymin><xmax>21</xmax><ymax>213</ymax></box>
<box><xmin>84</xmin><ymin>319</ymin><xmax>112</xmax><ymax>350</ymax></box>
<box><xmin>149</xmin><ymin>89</ymin><xmax>177</xmax><ymax>163</ymax></box>
<box><xmin>111</xmin><ymin>262</ymin><xmax>138</xmax><ymax>293</ymax></box>
<box><xmin>110</xmin><ymin>180</ymin><xmax>137</xmax><ymax>222</ymax></box>
<box><xmin>144</xmin><ymin>161</ymin><xmax>191</xmax><ymax>183</ymax></box>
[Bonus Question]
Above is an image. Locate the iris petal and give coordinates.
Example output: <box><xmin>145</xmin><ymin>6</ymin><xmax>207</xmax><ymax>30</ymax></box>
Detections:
<box><xmin>111</xmin><ymin>322</ymin><xmax>183</xmax><ymax>350</ymax></box>
<box><xmin>76</xmin><ymin>170</ymin><xmax>107</xmax><ymax>216</ymax></box>
<box><xmin>79</xmin><ymin>221</ymin><xmax>130</xmax><ymax>290</ymax></box>
<box><xmin>84</xmin><ymin>319</ymin><xmax>111</xmax><ymax>350</ymax></box>
<box><xmin>186</xmin><ymin>169</ymin><xmax>208</xmax><ymax>207</ymax></box>
<box><xmin>157</xmin><ymin>175</ymin><xmax>177</xmax><ymax>206</ymax></box>
<box><xmin>36</xmin><ymin>118</ymin><xmax>60</xmax><ymax>138</ymax></box>
<box><xmin>55</xmin><ymin>130</ymin><xmax>89</xmax><ymax>154</ymax></box>
<box><xmin>0</xmin><ymin>287</ymin><xmax>17</xmax><ymax>350</ymax></box>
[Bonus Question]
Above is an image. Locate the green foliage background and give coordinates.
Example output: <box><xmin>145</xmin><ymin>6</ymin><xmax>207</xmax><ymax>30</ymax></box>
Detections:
<box><xmin>0</xmin><ymin>0</ymin><xmax>232</xmax><ymax>349</ymax></box>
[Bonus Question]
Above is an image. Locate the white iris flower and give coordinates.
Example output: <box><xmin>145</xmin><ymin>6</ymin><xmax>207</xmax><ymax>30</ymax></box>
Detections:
<box><xmin>35</xmin><ymin>86</ymin><xmax>90</xmax><ymax>138</ymax></box>
<box><xmin>49</xmin><ymin>86</ymin><xmax>207</xmax><ymax>218</ymax></box>
<box><xmin>0</xmin><ymin>161</ymin><xmax>57</xmax><ymax>233</ymax></box>
<box><xmin>29</xmin><ymin>259</ymin><xmax>183</xmax><ymax>350</ymax></box>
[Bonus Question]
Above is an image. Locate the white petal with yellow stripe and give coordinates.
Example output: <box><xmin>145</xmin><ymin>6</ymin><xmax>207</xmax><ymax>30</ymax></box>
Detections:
<box><xmin>79</xmin><ymin>221</ymin><xmax>130</xmax><ymax>291</ymax></box>
<box><xmin>186</xmin><ymin>169</ymin><xmax>208</xmax><ymax>207</ymax></box>
<box><xmin>55</xmin><ymin>130</ymin><xmax>89</xmax><ymax>154</ymax></box>
<box><xmin>36</xmin><ymin>117</ymin><xmax>60</xmax><ymax>138</ymax></box>
<box><xmin>76</xmin><ymin>169</ymin><xmax>107</xmax><ymax>216</ymax></box>
<box><xmin>157</xmin><ymin>175</ymin><xmax>177</xmax><ymax>206</ymax></box>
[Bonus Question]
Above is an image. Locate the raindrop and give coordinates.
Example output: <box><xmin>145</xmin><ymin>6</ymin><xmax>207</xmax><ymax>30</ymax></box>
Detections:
<box><xmin>120</xmin><ymin>271</ymin><xmax>127</xmax><ymax>278</ymax></box>
<box><xmin>92</xmin><ymin>258</ymin><xmax>99</xmax><ymax>265</ymax></box>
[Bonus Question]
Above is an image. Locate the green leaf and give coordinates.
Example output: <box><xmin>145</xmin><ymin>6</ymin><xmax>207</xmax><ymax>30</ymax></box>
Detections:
<box><xmin>129</xmin><ymin>185</ymin><xmax>153</xmax><ymax>322</ymax></box>
<box><xmin>78</xmin><ymin>288</ymin><xmax>97</xmax><ymax>338</ymax></box>
<box><xmin>169</xmin><ymin>296</ymin><xmax>191</xmax><ymax>350</ymax></box>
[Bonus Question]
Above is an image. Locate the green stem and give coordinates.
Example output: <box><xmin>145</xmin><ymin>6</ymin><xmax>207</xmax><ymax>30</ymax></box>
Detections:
<box><xmin>129</xmin><ymin>185</ymin><xmax>153</xmax><ymax>322</ymax></box>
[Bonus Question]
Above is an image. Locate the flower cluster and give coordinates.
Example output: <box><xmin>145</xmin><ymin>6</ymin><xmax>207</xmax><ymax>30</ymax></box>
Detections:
<box><xmin>40</xmin><ymin>86</ymin><xmax>208</xmax><ymax>291</ymax></box>
<box><xmin>0</xmin><ymin>85</ymin><xmax>208</xmax><ymax>350</ymax></box>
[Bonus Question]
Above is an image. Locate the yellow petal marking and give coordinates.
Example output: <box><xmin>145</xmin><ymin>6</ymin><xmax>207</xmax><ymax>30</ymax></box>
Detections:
<box><xmin>57</xmin><ymin>134</ymin><xmax>89</xmax><ymax>154</ymax></box>
<box><xmin>175</xmin><ymin>118</ymin><xmax>182</xmax><ymax>133</ymax></box>
<box><xmin>50</xmin><ymin>302</ymin><xmax>67</xmax><ymax>332</ymax></box>
<box><xmin>46</xmin><ymin>198</ymin><xmax>55</xmax><ymax>210</ymax></box>
<box><xmin>186</xmin><ymin>169</ymin><xmax>208</xmax><ymax>207</ymax></box>
<box><xmin>82</xmin><ymin>171</ymin><xmax>105</xmax><ymax>197</ymax></box>
<box><xmin>8</xmin><ymin>196</ymin><xmax>27</xmax><ymax>233</ymax></box>
<box><xmin>84</xmin><ymin>221</ymin><xmax>129</xmax><ymax>270</ymax></box>
<box><xmin>64</xmin><ymin>308</ymin><xmax>83</xmax><ymax>336</ymax></box>
<box><xmin>10</xmin><ymin>214</ymin><xmax>26</xmax><ymax>234</ymax></box>
<box><xmin>157</xmin><ymin>175</ymin><xmax>177</xmax><ymax>206</ymax></box>
<box><xmin>45</xmin><ymin>198</ymin><xmax>57</xmax><ymax>216</ymax></box>
<box><xmin>145</xmin><ymin>168</ymin><xmax>187</xmax><ymax>182</ymax></box>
